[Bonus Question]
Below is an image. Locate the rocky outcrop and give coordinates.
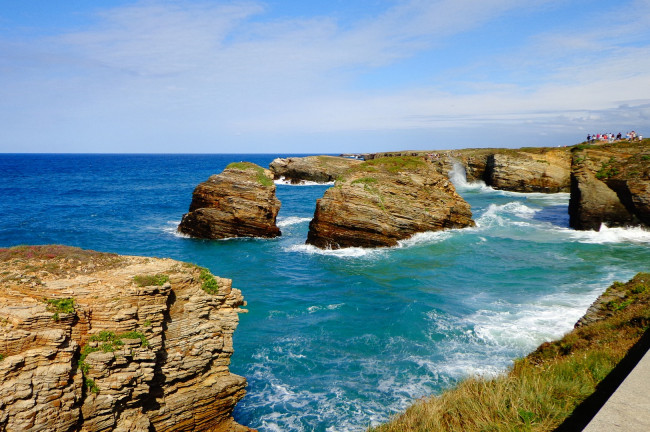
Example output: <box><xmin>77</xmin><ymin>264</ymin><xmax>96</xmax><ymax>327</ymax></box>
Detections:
<box><xmin>575</xmin><ymin>272</ymin><xmax>650</xmax><ymax>328</ymax></box>
<box><xmin>306</xmin><ymin>157</ymin><xmax>475</xmax><ymax>249</ymax></box>
<box><xmin>569</xmin><ymin>141</ymin><xmax>650</xmax><ymax>230</ymax></box>
<box><xmin>0</xmin><ymin>245</ymin><xmax>253</xmax><ymax>432</ymax></box>
<box><xmin>365</xmin><ymin>148</ymin><xmax>571</xmax><ymax>192</ymax></box>
<box><xmin>269</xmin><ymin>156</ymin><xmax>362</xmax><ymax>184</ymax></box>
<box><xmin>483</xmin><ymin>149</ymin><xmax>571</xmax><ymax>193</ymax></box>
<box><xmin>178</xmin><ymin>162</ymin><xmax>281</xmax><ymax>239</ymax></box>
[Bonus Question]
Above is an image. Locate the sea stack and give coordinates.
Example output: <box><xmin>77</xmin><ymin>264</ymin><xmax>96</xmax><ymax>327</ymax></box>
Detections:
<box><xmin>306</xmin><ymin>156</ymin><xmax>475</xmax><ymax>249</ymax></box>
<box><xmin>178</xmin><ymin>162</ymin><xmax>281</xmax><ymax>239</ymax></box>
<box><xmin>269</xmin><ymin>155</ymin><xmax>363</xmax><ymax>184</ymax></box>
<box><xmin>569</xmin><ymin>141</ymin><xmax>650</xmax><ymax>230</ymax></box>
<box><xmin>0</xmin><ymin>245</ymin><xmax>253</xmax><ymax>432</ymax></box>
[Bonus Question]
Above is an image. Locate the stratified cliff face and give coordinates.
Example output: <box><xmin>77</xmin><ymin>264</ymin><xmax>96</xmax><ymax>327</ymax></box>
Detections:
<box><xmin>483</xmin><ymin>149</ymin><xmax>571</xmax><ymax>193</ymax></box>
<box><xmin>0</xmin><ymin>245</ymin><xmax>253</xmax><ymax>432</ymax></box>
<box><xmin>306</xmin><ymin>157</ymin><xmax>475</xmax><ymax>249</ymax></box>
<box><xmin>366</xmin><ymin>148</ymin><xmax>572</xmax><ymax>192</ymax></box>
<box><xmin>178</xmin><ymin>162</ymin><xmax>281</xmax><ymax>239</ymax></box>
<box><xmin>569</xmin><ymin>141</ymin><xmax>650</xmax><ymax>230</ymax></box>
<box><xmin>269</xmin><ymin>156</ymin><xmax>362</xmax><ymax>184</ymax></box>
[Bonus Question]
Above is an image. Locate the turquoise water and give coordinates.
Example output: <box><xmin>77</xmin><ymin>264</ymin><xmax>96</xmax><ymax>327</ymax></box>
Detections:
<box><xmin>1</xmin><ymin>154</ymin><xmax>649</xmax><ymax>431</ymax></box>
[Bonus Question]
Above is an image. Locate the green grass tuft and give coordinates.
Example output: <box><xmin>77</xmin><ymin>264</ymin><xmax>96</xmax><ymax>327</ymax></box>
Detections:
<box><xmin>45</xmin><ymin>298</ymin><xmax>75</xmax><ymax>321</ymax></box>
<box><xmin>133</xmin><ymin>274</ymin><xmax>169</xmax><ymax>287</ymax></box>
<box><xmin>198</xmin><ymin>267</ymin><xmax>220</xmax><ymax>294</ymax></box>
<box><xmin>226</xmin><ymin>162</ymin><xmax>274</xmax><ymax>186</ymax></box>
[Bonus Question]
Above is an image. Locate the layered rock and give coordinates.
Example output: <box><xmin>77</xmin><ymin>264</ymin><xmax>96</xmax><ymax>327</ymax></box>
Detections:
<box><xmin>306</xmin><ymin>157</ymin><xmax>475</xmax><ymax>249</ymax></box>
<box><xmin>569</xmin><ymin>141</ymin><xmax>650</xmax><ymax>230</ymax></box>
<box><xmin>178</xmin><ymin>162</ymin><xmax>281</xmax><ymax>239</ymax></box>
<box><xmin>0</xmin><ymin>245</ymin><xmax>252</xmax><ymax>432</ymax></box>
<box><xmin>269</xmin><ymin>156</ymin><xmax>362</xmax><ymax>184</ymax></box>
<box><xmin>365</xmin><ymin>148</ymin><xmax>572</xmax><ymax>192</ymax></box>
<box><xmin>483</xmin><ymin>149</ymin><xmax>571</xmax><ymax>192</ymax></box>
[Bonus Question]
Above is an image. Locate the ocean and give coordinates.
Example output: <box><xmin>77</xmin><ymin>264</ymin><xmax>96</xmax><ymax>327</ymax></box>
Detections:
<box><xmin>1</xmin><ymin>153</ymin><xmax>649</xmax><ymax>431</ymax></box>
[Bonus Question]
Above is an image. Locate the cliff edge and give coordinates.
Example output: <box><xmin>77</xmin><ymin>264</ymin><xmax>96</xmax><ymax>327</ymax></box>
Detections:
<box><xmin>0</xmin><ymin>245</ymin><xmax>253</xmax><ymax>432</ymax></box>
<box><xmin>569</xmin><ymin>141</ymin><xmax>650</xmax><ymax>230</ymax></box>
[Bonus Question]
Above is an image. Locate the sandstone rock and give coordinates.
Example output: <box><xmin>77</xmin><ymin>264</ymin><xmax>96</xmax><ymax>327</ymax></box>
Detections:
<box><xmin>269</xmin><ymin>155</ymin><xmax>362</xmax><ymax>184</ymax></box>
<box><xmin>569</xmin><ymin>141</ymin><xmax>650</xmax><ymax>230</ymax></box>
<box><xmin>306</xmin><ymin>156</ymin><xmax>475</xmax><ymax>249</ymax></box>
<box><xmin>178</xmin><ymin>162</ymin><xmax>281</xmax><ymax>239</ymax></box>
<box><xmin>483</xmin><ymin>149</ymin><xmax>571</xmax><ymax>193</ymax></box>
<box><xmin>0</xmin><ymin>245</ymin><xmax>253</xmax><ymax>432</ymax></box>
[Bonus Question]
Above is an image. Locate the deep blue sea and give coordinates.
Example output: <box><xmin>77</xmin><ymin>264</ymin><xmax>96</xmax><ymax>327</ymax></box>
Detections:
<box><xmin>1</xmin><ymin>153</ymin><xmax>649</xmax><ymax>431</ymax></box>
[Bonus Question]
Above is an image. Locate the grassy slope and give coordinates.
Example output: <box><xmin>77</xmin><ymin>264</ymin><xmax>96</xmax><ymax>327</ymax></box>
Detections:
<box><xmin>371</xmin><ymin>273</ymin><xmax>650</xmax><ymax>432</ymax></box>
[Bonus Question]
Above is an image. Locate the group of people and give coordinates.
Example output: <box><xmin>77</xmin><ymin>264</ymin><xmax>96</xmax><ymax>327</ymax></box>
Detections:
<box><xmin>586</xmin><ymin>131</ymin><xmax>643</xmax><ymax>143</ymax></box>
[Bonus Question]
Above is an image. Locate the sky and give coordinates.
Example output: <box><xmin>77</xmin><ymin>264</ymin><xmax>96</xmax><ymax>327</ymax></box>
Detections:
<box><xmin>1</xmin><ymin>0</ymin><xmax>649</xmax><ymax>153</ymax></box>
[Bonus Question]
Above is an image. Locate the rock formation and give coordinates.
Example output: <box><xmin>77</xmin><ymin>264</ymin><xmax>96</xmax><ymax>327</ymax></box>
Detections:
<box><xmin>306</xmin><ymin>156</ymin><xmax>475</xmax><ymax>249</ymax></box>
<box><xmin>483</xmin><ymin>149</ymin><xmax>571</xmax><ymax>193</ymax></box>
<box><xmin>269</xmin><ymin>156</ymin><xmax>362</xmax><ymax>184</ymax></box>
<box><xmin>178</xmin><ymin>162</ymin><xmax>281</xmax><ymax>239</ymax></box>
<box><xmin>569</xmin><ymin>141</ymin><xmax>650</xmax><ymax>230</ymax></box>
<box><xmin>365</xmin><ymin>147</ymin><xmax>571</xmax><ymax>192</ymax></box>
<box><xmin>0</xmin><ymin>245</ymin><xmax>253</xmax><ymax>432</ymax></box>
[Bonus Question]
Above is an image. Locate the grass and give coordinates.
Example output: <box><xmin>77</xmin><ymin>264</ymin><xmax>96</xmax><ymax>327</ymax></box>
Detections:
<box><xmin>78</xmin><ymin>330</ymin><xmax>151</xmax><ymax>393</ymax></box>
<box><xmin>198</xmin><ymin>266</ymin><xmax>220</xmax><ymax>294</ymax></box>
<box><xmin>45</xmin><ymin>298</ymin><xmax>75</xmax><ymax>321</ymax></box>
<box><xmin>0</xmin><ymin>245</ymin><xmax>123</xmax><ymax>278</ymax></box>
<box><xmin>226</xmin><ymin>161</ymin><xmax>274</xmax><ymax>186</ymax></box>
<box><xmin>359</xmin><ymin>156</ymin><xmax>426</xmax><ymax>173</ymax></box>
<box><xmin>133</xmin><ymin>273</ymin><xmax>169</xmax><ymax>287</ymax></box>
<box><xmin>371</xmin><ymin>273</ymin><xmax>650</xmax><ymax>432</ymax></box>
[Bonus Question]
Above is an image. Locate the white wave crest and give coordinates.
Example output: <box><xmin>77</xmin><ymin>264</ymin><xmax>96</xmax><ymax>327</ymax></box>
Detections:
<box><xmin>397</xmin><ymin>230</ymin><xmax>453</xmax><ymax>247</ymax></box>
<box><xmin>277</xmin><ymin>216</ymin><xmax>312</xmax><ymax>227</ymax></box>
<box><xmin>560</xmin><ymin>224</ymin><xmax>650</xmax><ymax>244</ymax></box>
<box><xmin>475</xmin><ymin>202</ymin><xmax>539</xmax><ymax>228</ymax></box>
<box><xmin>286</xmin><ymin>243</ymin><xmax>386</xmax><ymax>258</ymax></box>
<box><xmin>162</xmin><ymin>221</ymin><xmax>191</xmax><ymax>238</ymax></box>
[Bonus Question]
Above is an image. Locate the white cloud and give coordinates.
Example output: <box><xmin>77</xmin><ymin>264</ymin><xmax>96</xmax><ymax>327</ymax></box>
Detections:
<box><xmin>1</xmin><ymin>0</ymin><xmax>649</xmax><ymax>152</ymax></box>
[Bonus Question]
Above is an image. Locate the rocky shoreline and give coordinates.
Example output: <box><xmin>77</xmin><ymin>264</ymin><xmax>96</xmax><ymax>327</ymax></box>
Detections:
<box><xmin>0</xmin><ymin>245</ymin><xmax>253</xmax><ymax>432</ymax></box>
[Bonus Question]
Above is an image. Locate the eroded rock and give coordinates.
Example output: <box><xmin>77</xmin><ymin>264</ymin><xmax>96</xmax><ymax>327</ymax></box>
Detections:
<box><xmin>178</xmin><ymin>162</ymin><xmax>281</xmax><ymax>239</ymax></box>
<box><xmin>269</xmin><ymin>156</ymin><xmax>362</xmax><ymax>184</ymax></box>
<box><xmin>0</xmin><ymin>245</ymin><xmax>253</xmax><ymax>432</ymax></box>
<box><xmin>306</xmin><ymin>156</ymin><xmax>475</xmax><ymax>249</ymax></box>
<box><xmin>569</xmin><ymin>141</ymin><xmax>650</xmax><ymax>230</ymax></box>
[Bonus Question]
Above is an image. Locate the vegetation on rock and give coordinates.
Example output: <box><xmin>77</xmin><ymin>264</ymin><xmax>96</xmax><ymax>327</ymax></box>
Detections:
<box><xmin>45</xmin><ymin>298</ymin><xmax>75</xmax><ymax>321</ymax></box>
<box><xmin>133</xmin><ymin>273</ymin><xmax>169</xmax><ymax>287</ymax></box>
<box><xmin>226</xmin><ymin>161</ymin><xmax>274</xmax><ymax>186</ymax></box>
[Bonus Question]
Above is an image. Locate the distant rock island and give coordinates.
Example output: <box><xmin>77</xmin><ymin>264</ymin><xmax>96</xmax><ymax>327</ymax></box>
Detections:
<box><xmin>0</xmin><ymin>245</ymin><xmax>253</xmax><ymax>432</ymax></box>
<box><xmin>306</xmin><ymin>156</ymin><xmax>475</xmax><ymax>249</ymax></box>
<box><xmin>269</xmin><ymin>155</ymin><xmax>361</xmax><ymax>184</ymax></box>
<box><xmin>178</xmin><ymin>162</ymin><xmax>281</xmax><ymax>239</ymax></box>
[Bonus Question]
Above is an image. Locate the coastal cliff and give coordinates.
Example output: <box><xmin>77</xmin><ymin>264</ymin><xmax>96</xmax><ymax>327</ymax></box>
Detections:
<box><xmin>569</xmin><ymin>141</ymin><xmax>650</xmax><ymax>230</ymax></box>
<box><xmin>178</xmin><ymin>162</ymin><xmax>281</xmax><ymax>239</ymax></box>
<box><xmin>0</xmin><ymin>245</ymin><xmax>252</xmax><ymax>432</ymax></box>
<box><xmin>306</xmin><ymin>156</ymin><xmax>474</xmax><ymax>249</ymax></box>
<box><xmin>269</xmin><ymin>155</ymin><xmax>362</xmax><ymax>184</ymax></box>
<box><xmin>365</xmin><ymin>147</ymin><xmax>572</xmax><ymax>193</ymax></box>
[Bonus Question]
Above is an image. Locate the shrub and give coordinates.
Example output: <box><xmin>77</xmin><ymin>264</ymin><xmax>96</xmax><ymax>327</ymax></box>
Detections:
<box><xmin>45</xmin><ymin>298</ymin><xmax>75</xmax><ymax>321</ymax></box>
<box><xmin>133</xmin><ymin>274</ymin><xmax>169</xmax><ymax>287</ymax></box>
<box><xmin>199</xmin><ymin>267</ymin><xmax>220</xmax><ymax>294</ymax></box>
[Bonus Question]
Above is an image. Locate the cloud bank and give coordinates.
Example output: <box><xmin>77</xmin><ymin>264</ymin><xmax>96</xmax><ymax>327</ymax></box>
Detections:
<box><xmin>1</xmin><ymin>0</ymin><xmax>649</xmax><ymax>152</ymax></box>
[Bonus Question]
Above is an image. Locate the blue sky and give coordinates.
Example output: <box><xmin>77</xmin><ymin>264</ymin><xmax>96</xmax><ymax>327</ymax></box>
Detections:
<box><xmin>1</xmin><ymin>0</ymin><xmax>649</xmax><ymax>153</ymax></box>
